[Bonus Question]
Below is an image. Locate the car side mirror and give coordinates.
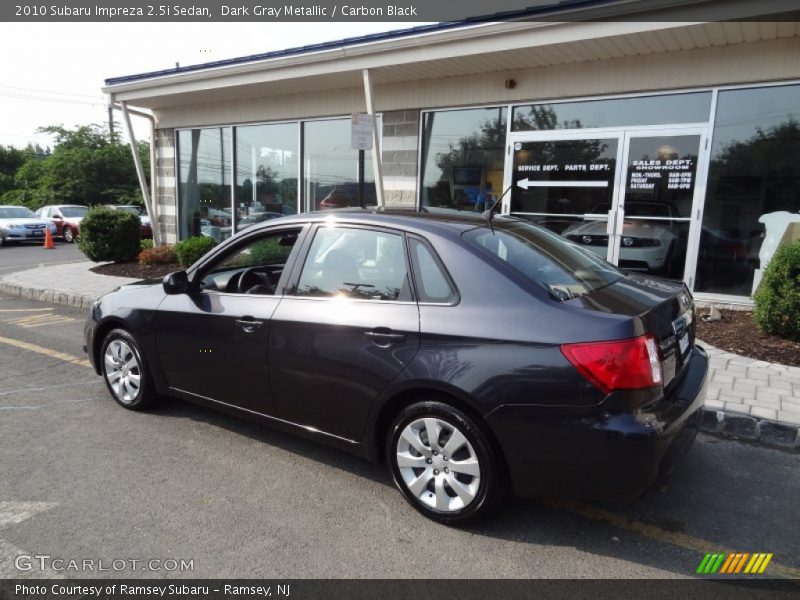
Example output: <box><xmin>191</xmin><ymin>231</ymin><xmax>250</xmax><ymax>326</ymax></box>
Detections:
<box><xmin>163</xmin><ymin>271</ymin><xmax>190</xmax><ymax>295</ymax></box>
<box><xmin>52</xmin><ymin>215</ymin><xmax>62</xmax><ymax>220</ymax></box>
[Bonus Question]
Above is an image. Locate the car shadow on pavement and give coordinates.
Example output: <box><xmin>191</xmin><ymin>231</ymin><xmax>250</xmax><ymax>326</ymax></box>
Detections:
<box><xmin>151</xmin><ymin>396</ymin><xmax>800</xmax><ymax>579</ymax></box>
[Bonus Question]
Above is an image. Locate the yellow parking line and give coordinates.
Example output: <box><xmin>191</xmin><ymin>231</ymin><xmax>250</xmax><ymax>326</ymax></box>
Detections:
<box><xmin>546</xmin><ymin>501</ymin><xmax>800</xmax><ymax>579</ymax></box>
<box><xmin>0</xmin><ymin>308</ymin><xmax>54</xmax><ymax>312</ymax></box>
<box><xmin>0</xmin><ymin>334</ymin><xmax>91</xmax><ymax>368</ymax></box>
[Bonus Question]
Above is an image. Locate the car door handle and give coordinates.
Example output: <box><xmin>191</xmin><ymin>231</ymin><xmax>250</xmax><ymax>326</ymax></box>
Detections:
<box><xmin>364</xmin><ymin>330</ymin><xmax>406</xmax><ymax>346</ymax></box>
<box><xmin>235</xmin><ymin>318</ymin><xmax>264</xmax><ymax>333</ymax></box>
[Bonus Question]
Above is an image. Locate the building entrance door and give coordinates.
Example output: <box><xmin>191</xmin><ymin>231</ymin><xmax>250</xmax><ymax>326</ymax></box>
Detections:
<box><xmin>503</xmin><ymin>126</ymin><xmax>708</xmax><ymax>284</ymax></box>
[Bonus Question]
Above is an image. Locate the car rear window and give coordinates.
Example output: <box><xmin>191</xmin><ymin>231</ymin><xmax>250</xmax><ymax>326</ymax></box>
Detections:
<box><xmin>463</xmin><ymin>220</ymin><xmax>624</xmax><ymax>301</ymax></box>
<box><xmin>61</xmin><ymin>206</ymin><xmax>88</xmax><ymax>217</ymax></box>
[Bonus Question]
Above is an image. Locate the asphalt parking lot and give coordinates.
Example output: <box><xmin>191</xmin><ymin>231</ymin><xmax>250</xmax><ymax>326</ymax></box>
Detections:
<box><xmin>0</xmin><ymin>292</ymin><xmax>798</xmax><ymax>580</ymax></box>
<box><xmin>0</xmin><ymin>242</ymin><xmax>84</xmax><ymax>276</ymax></box>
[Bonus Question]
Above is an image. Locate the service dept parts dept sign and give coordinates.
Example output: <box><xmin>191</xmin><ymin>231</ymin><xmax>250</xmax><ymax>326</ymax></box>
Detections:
<box><xmin>351</xmin><ymin>114</ymin><xmax>373</xmax><ymax>151</ymax></box>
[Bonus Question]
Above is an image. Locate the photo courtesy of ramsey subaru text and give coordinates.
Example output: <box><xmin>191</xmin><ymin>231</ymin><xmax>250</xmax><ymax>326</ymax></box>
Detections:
<box><xmin>84</xmin><ymin>210</ymin><xmax>707</xmax><ymax>524</ymax></box>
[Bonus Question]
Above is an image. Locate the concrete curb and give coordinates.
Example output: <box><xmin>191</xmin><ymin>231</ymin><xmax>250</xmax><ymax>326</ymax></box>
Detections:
<box><xmin>701</xmin><ymin>407</ymin><xmax>800</xmax><ymax>452</ymax></box>
<box><xmin>0</xmin><ymin>279</ymin><xmax>96</xmax><ymax>309</ymax></box>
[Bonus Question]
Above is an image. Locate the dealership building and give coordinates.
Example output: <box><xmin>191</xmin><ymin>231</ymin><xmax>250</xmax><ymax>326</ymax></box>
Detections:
<box><xmin>103</xmin><ymin>0</ymin><xmax>800</xmax><ymax>305</ymax></box>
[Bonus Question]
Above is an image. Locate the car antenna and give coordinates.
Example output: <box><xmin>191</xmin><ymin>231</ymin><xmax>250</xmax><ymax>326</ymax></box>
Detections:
<box><xmin>481</xmin><ymin>183</ymin><xmax>514</xmax><ymax>232</ymax></box>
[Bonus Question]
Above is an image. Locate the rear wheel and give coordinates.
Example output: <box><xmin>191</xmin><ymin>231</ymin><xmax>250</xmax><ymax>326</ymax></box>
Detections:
<box><xmin>387</xmin><ymin>400</ymin><xmax>502</xmax><ymax>524</ymax></box>
<box><xmin>100</xmin><ymin>329</ymin><xmax>156</xmax><ymax>410</ymax></box>
<box><xmin>63</xmin><ymin>227</ymin><xmax>75</xmax><ymax>243</ymax></box>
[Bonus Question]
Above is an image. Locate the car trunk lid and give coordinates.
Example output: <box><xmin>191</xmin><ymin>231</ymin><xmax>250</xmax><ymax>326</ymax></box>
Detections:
<box><xmin>571</xmin><ymin>273</ymin><xmax>695</xmax><ymax>387</ymax></box>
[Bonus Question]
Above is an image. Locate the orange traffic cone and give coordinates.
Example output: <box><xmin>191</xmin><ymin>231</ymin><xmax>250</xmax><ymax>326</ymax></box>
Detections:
<box><xmin>43</xmin><ymin>227</ymin><xmax>55</xmax><ymax>250</ymax></box>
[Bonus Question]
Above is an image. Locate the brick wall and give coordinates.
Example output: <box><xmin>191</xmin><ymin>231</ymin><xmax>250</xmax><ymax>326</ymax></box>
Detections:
<box><xmin>381</xmin><ymin>110</ymin><xmax>419</xmax><ymax>208</ymax></box>
<box><xmin>154</xmin><ymin>129</ymin><xmax>177</xmax><ymax>244</ymax></box>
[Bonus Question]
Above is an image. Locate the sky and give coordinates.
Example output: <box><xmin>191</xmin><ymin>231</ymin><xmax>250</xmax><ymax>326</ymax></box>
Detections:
<box><xmin>0</xmin><ymin>22</ymin><xmax>422</xmax><ymax>149</ymax></box>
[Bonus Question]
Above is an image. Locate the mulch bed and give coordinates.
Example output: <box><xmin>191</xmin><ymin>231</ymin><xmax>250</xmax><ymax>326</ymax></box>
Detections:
<box><xmin>90</xmin><ymin>262</ymin><xmax>181</xmax><ymax>280</ymax></box>
<box><xmin>695</xmin><ymin>309</ymin><xmax>800</xmax><ymax>367</ymax></box>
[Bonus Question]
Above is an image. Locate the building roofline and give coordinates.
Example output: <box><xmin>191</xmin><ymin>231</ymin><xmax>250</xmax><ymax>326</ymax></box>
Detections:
<box><xmin>103</xmin><ymin>0</ymin><xmax>622</xmax><ymax>87</ymax></box>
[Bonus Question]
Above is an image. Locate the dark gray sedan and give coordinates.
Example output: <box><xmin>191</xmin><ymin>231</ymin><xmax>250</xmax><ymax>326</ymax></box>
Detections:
<box><xmin>84</xmin><ymin>210</ymin><xmax>707</xmax><ymax>523</ymax></box>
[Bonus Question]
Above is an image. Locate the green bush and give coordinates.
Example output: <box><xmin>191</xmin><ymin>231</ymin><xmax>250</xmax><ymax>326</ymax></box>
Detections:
<box><xmin>138</xmin><ymin>244</ymin><xmax>177</xmax><ymax>265</ymax></box>
<box><xmin>140</xmin><ymin>238</ymin><xmax>154</xmax><ymax>252</ymax></box>
<box><xmin>174</xmin><ymin>235</ymin><xmax>217</xmax><ymax>267</ymax></box>
<box><xmin>754</xmin><ymin>240</ymin><xmax>800</xmax><ymax>341</ymax></box>
<box><xmin>77</xmin><ymin>207</ymin><xmax>141</xmax><ymax>262</ymax></box>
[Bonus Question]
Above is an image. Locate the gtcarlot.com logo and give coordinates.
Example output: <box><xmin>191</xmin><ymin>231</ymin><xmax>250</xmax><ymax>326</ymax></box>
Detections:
<box><xmin>697</xmin><ymin>552</ymin><xmax>773</xmax><ymax>575</ymax></box>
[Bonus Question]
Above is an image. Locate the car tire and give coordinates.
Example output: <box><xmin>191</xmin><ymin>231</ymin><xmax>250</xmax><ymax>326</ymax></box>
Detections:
<box><xmin>0</xmin><ymin>233</ymin><xmax>4</xmax><ymax>247</ymax></box>
<box><xmin>63</xmin><ymin>227</ymin><xmax>75</xmax><ymax>243</ymax></box>
<box><xmin>387</xmin><ymin>400</ymin><xmax>503</xmax><ymax>524</ymax></box>
<box><xmin>100</xmin><ymin>328</ymin><xmax>156</xmax><ymax>411</ymax></box>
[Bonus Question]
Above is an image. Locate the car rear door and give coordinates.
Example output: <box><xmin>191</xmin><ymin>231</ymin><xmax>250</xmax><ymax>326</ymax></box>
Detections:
<box><xmin>268</xmin><ymin>223</ymin><xmax>421</xmax><ymax>441</ymax></box>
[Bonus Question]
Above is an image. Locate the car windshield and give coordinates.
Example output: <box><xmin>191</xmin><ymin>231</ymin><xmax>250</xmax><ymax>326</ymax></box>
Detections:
<box><xmin>0</xmin><ymin>206</ymin><xmax>36</xmax><ymax>218</ymax></box>
<box><xmin>61</xmin><ymin>206</ymin><xmax>89</xmax><ymax>217</ymax></box>
<box><xmin>117</xmin><ymin>206</ymin><xmax>143</xmax><ymax>215</ymax></box>
<box><xmin>463</xmin><ymin>220</ymin><xmax>624</xmax><ymax>301</ymax></box>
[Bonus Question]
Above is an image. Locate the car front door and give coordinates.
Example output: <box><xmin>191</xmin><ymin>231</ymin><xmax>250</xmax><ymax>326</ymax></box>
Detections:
<box><xmin>155</xmin><ymin>226</ymin><xmax>305</xmax><ymax>414</ymax></box>
<box><xmin>269</xmin><ymin>224</ymin><xmax>421</xmax><ymax>441</ymax></box>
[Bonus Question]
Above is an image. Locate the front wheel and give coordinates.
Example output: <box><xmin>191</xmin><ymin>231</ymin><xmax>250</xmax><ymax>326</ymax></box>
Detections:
<box><xmin>63</xmin><ymin>227</ymin><xmax>75</xmax><ymax>243</ymax></box>
<box><xmin>100</xmin><ymin>329</ymin><xmax>156</xmax><ymax>410</ymax></box>
<box><xmin>387</xmin><ymin>400</ymin><xmax>503</xmax><ymax>524</ymax></box>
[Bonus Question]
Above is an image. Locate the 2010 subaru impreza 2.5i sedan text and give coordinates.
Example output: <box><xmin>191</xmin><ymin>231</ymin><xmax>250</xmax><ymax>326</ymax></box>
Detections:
<box><xmin>84</xmin><ymin>210</ymin><xmax>708</xmax><ymax>524</ymax></box>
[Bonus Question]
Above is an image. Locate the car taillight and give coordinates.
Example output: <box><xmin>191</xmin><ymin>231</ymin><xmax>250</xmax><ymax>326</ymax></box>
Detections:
<box><xmin>560</xmin><ymin>334</ymin><xmax>663</xmax><ymax>395</ymax></box>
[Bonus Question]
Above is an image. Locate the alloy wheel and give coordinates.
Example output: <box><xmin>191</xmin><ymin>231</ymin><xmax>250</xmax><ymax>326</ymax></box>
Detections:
<box><xmin>104</xmin><ymin>339</ymin><xmax>142</xmax><ymax>405</ymax></box>
<box><xmin>64</xmin><ymin>227</ymin><xmax>74</xmax><ymax>243</ymax></box>
<box><xmin>396</xmin><ymin>417</ymin><xmax>481</xmax><ymax>512</ymax></box>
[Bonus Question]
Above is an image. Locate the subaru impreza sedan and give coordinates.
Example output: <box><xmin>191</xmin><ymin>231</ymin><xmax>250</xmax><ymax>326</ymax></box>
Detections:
<box><xmin>84</xmin><ymin>210</ymin><xmax>707</xmax><ymax>524</ymax></box>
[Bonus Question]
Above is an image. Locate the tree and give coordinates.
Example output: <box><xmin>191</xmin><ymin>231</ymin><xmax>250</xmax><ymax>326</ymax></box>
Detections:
<box><xmin>0</xmin><ymin>124</ymin><xmax>148</xmax><ymax>209</ymax></box>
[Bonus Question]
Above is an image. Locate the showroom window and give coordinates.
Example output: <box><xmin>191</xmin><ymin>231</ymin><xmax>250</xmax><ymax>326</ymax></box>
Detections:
<box><xmin>420</xmin><ymin>106</ymin><xmax>507</xmax><ymax>210</ymax></box>
<box><xmin>303</xmin><ymin>118</ymin><xmax>381</xmax><ymax>211</ymax></box>
<box><xmin>235</xmin><ymin>123</ymin><xmax>299</xmax><ymax>230</ymax></box>
<box><xmin>695</xmin><ymin>84</ymin><xmax>800</xmax><ymax>296</ymax></box>
<box><xmin>177</xmin><ymin>127</ymin><xmax>233</xmax><ymax>242</ymax></box>
<box><xmin>511</xmin><ymin>92</ymin><xmax>712</xmax><ymax>131</ymax></box>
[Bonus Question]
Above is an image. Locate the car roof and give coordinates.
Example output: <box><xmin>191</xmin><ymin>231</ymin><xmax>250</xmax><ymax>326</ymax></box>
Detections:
<box><xmin>249</xmin><ymin>208</ymin><xmax>499</xmax><ymax>236</ymax></box>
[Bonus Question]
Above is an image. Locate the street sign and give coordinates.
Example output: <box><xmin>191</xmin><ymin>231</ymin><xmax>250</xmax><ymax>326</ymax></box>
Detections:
<box><xmin>351</xmin><ymin>113</ymin><xmax>373</xmax><ymax>150</ymax></box>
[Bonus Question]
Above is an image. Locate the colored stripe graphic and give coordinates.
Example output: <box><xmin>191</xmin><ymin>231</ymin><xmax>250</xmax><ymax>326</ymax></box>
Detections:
<box><xmin>699</xmin><ymin>552</ymin><xmax>774</xmax><ymax>575</ymax></box>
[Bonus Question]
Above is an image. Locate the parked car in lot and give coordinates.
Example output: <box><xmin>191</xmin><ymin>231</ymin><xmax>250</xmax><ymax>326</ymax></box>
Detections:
<box><xmin>84</xmin><ymin>210</ymin><xmax>707</xmax><ymax>523</ymax></box>
<box><xmin>35</xmin><ymin>204</ymin><xmax>89</xmax><ymax>243</ymax></box>
<box><xmin>103</xmin><ymin>204</ymin><xmax>153</xmax><ymax>239</ymax></box>
<box><xmin>0</xmin><ymin>205</ymin><xmax>57</xmax><ymax>246</ymax></box>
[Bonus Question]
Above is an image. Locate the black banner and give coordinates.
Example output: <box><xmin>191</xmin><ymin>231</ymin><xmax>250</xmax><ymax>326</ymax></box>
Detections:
<box><xmin>2</xmin><ymin>579</ymin><xmax>800</xmax><ymax>600</ymax></box>
<box><xmin>2</xmin><ymin>0</ymin><xmax>800</xmax><ymax>22</ymax></box>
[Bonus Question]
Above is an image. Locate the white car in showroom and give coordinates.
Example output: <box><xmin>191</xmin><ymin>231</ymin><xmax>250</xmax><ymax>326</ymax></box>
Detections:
<box><xmin>0</xmin><ymin>205</ymin><xmax>57</xmax><ymax>246</ymax></box>
<box><xmin>562</xmin><ymin>202</ymin><xmax>685</xmax><ymax>275</ymax></box>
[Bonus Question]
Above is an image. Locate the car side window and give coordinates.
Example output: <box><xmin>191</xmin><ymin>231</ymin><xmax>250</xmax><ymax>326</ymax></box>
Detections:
<box><xmin>295</xmin><ymin>227</ymin><xmax>410</xmax><ymax>301</ymax></box>
<box><xmin>408</xmin><ymin>238</ymin><xmax>458</xmax><ymax>304</ymax></box>
<box><xmin>199</xmin><ymin>229</ymin><xmax>301</xmax><ymax>295</ymax></box>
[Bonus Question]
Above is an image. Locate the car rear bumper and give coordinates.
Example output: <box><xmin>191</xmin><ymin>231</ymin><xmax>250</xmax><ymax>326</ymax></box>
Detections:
<box><xmin>486</xmin><ymin>345</ymin><xmax>708</xmax><ymax>502</ymax></box>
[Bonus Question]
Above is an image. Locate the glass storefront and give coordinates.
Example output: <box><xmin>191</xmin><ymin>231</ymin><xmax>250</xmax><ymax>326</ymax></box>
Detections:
<box><xmin>420</xmin><ymin>107</ymin><xmax>507</xmax><ymax>210</ymax></box>
<box><xmin>177</xmin><ymin>127</ymin><xmax>233</xmax><ymax>242</ymax></box>
<box><xmin>235</xmin><ymin>123</ymin><xmax>298</xmax><ymax>231</ymax></box>
<box><xmin>303</xmin><ymin>118</ymin><xmax>380</xmax><ymax>211</ymax></box>
<box><xmin>695</xmin><ymin>84</ymin><xmax>800</xmax><ymax>296</ymax></box>
<box><xmin>173</xmin><ymin>82</ymin><xmax>800</xmax><ymax>301</ymax></box>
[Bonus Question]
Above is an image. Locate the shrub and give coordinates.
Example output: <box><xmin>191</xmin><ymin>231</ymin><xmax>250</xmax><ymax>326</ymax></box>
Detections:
<box><xmin>77</xmin><ymin>207</ymin><xmax>140</xmax><ymax>262</ymax></box>
<box><xmin>754</xmin><ymin>240</ymin><xmax>800</xmax><ymax>341</ymax></box>
<box><xmin>174</xmin><ymin>235</ymin><xmax>217</xmax><ymax>267</ymax></box>
<box><xmin>140</xmin><ymin>239</ymin><xmax>154</xmax><ymax>252</ymax></box>
<box><xmin>138</xmin><ymin>244</ymin><xmax>177</xmax><ymax>265</ymax></box>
